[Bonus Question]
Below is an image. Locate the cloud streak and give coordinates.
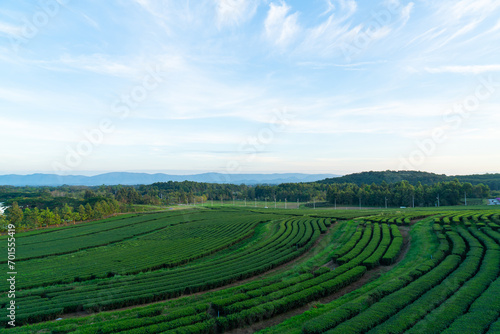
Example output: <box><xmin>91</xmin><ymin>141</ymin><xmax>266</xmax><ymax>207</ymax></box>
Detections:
<box><xmin>216</xmin><ymin>0</ymin><xmax>259</xmax><ymax>28</ymax></box>
<box><xmin>425</xmin><ymin>65</ymin><xmax>500</xmax><ymax>74</ymax></box>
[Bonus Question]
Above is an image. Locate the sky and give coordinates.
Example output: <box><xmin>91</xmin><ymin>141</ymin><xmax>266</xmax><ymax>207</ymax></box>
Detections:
<box><xmin>0</xmin><ymin>0</ymin><xmax>499</xmax><ymax>176</ymax></box>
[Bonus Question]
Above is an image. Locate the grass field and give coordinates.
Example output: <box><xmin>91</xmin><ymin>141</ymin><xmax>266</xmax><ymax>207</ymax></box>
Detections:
<box><xmin>1</xmin><ymin>206</ymin><xmax>499</xmax><ymax>333</ymax></box>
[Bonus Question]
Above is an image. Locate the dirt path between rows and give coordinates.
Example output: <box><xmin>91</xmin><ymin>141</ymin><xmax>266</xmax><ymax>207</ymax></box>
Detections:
<box><xmin>227</xmin><ymin>225</ymin><xmax>411</xmax><ymax>334</ymax></box>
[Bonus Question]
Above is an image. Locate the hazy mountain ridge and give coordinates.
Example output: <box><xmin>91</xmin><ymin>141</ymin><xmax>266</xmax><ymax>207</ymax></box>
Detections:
<box><xmin>0</xmin><ymin>172</ymin><xmax>338</xmax><ymax>186</ymax></box>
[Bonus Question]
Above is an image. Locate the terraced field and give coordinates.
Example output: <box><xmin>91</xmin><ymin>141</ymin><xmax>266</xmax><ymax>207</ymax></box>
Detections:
<box><xmin>1</xmin><ymin>207</ymin><xmax>499</xmax><ymax>333</ymax></box>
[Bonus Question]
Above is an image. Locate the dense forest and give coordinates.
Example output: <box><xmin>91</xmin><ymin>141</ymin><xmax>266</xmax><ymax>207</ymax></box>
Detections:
<box><xmin>325</xmin><ymin>180</ymin><xmax>490</xmax><ymax>207</ymax></box>
<box><xmin>320</xmin><ymin>170</ymin><xmax>500</xmax><ymax>190</ymax></box>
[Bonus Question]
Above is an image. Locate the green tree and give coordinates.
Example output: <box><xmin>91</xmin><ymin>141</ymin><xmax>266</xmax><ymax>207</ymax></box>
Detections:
<box><xmin>54</xmin><ymin>213</ymin><xmax>62</xmax><ymax>225</ymax></box>
<box><xmin>62</xmin><ymin>203</ymin><xmax>74</xmax><ymax>223</ymax></box>
<box><xmin>100</xmin><ymin>201</ymin><xmax>111</xmax><ymax>215</ymax></box>
<box><xmin>84</xmin><ymin>189</ymin><xmax>97</xmax><ymax>200</ymax></box>
<box><xmin>93</xmin><ymin>202</ymin><xmax>104</xmax><ymax>219</ymax></box>
<box><xmin>78</xmin><ymin>204</ymin><xmax>87</xmax><ymax>221</ymax></box>
<box><xmin>85</xmin><ymin>203</ymin><xmax>93</xmax><ymax>220</ymax></box>
<box><xmin>8</xmin><ymin>202</ymin><xmax>24</xmax><ymax>227</ymax></box>
<box><xmin>23</xmin><ymin>208</ymin><xmax>42</xmax><ymax>228</ymax></box>
<box><xmin>40</xmin><ymin>208</ymin><xmax>55</xmax><ymax>227</ymax></box>
<box><xmin>0</xmin><ymin>214</ymin><xmax>7</xmax><ymax>230</ymax></box>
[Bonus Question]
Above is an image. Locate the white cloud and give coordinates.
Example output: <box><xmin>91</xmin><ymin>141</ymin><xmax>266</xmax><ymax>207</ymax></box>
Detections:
<box><xmin>134</xmin><ymin>0</ymin><xmax>158</xmax><ymax>16</ymax></box>
<box><xmin>446</xmin><ymin>0</ymin><xmax>500</xmax><ymax>20</ymax></box>
<box><xmin>0</xmin><ymin>21</ymin><xmax>21</xmax><ymax>37</ymax></box>
<box><xmin>291</xmin><ymin>0</ymin><xmax>415</xmax><ymax>59</ymax></box>
<box><xmin>216</xmin><ymin>0</ymin><xmax>259</xmax><ymax>27</ymax></box>
<box><xmin>422</xmin><ymin>0</ymin><xmax>500</xmax><ymax>44</ymax></box>
<box><xmin>425</xmin><ymin>65</ymin><xmax>500</xmax><ymax>74</ymax></box>
<box><xmin>32</xmin><ymin>53</ymin><xmax>187</xmax><ymax>79</ymax></box>
<box><xmin>80</xmin><ymin>12</ymin><xmax>100</xmax><ymax>29</ymax></box>
<box><xmin>58</xmin><ymin>54</ymin><xmax>139</xmax><ymax>77</ymax></box>
<box><xmin>436</xmin><ymin>19</ymin><xmax>481</xmax><ymax>48</ymax></box>
<box><xmin>296</xmin><ymin>60</ymin><xmax>387</xmax><ymax>69</ymax></box>
<box><xmin>336</xmin><ymin>0</ymin><xmax>357</xmax><ymax>19</ymax></box>
<box><xmin>264</xmin><ymin>1</ymin><xmax>300</xmax><ymax>48</ymax></box>
<box><xmin>490</xmin><ymin>19</ymin><xmax>500</xmax><ymax>32</ymax></box>
<box><xmin>320</xmin><ymin>0</ymin><xmax>336</xmax><ymax>17</ymax></box>
<box><xmin>399</xmin><ymin>2</ymin><xmax>414</xmax><ymax>26</ymax></box>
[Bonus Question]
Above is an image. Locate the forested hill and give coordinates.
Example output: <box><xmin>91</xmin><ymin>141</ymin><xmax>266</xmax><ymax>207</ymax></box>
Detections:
<box><xmin>320</xmin><ymin>170</ymin><xmax>500</xmax><ymax>190</ymax></box>
<box><xmin>454</xmin><ymin>174</ymin><xmax>500</xmax><ymax>191</ymax></box>
<box><xmin>320</xmin><ymin>171</ymin><xmax>448</xmax><ymax>185</ymax></box>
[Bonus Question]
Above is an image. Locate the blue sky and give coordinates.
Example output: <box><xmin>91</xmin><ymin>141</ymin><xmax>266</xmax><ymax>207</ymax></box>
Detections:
<box><xmin>1</xmin><ymin>0</ymin><xmax>499</xmax><ymax>176</ymax></box>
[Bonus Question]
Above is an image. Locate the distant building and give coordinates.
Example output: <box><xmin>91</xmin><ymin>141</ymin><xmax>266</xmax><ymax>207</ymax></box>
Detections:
<box><xmin>487</xmin><ymin>199</ymin><xmax>500</xmax><ymax>205</ymax></box>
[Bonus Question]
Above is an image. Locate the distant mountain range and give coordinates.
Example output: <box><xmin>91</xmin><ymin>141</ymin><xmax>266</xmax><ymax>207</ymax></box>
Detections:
<box><xmin>0</xmin><ymin>172</ymin><xmax>339</xmax><ymax>186</ymax></box>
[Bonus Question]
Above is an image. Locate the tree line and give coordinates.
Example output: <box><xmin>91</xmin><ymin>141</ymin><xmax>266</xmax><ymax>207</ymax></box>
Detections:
<box><xmin>0</xmin><ymin>178</ymin><xmax>492</xmax><ymax>231</ymax></box>
<box><xmin>326</xmin><ymin>180</ymin><xmax>490</xmax><ymax>207</ymax></box>
<box><xmin>1</xmin><ymin>198</ymin><xmax>122</xmax><ymax>231</ymax></box>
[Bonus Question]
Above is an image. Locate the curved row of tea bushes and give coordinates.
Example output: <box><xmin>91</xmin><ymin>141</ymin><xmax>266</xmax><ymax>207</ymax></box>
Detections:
<box><xmin>337</xmin><ymin>224</ymin><xmax>373</xmax><ymax>265</ymax></box>
<box><xmin>1</xmin><ymin>218</ymin><xmax>324</xmax><ymax>326</ymax></box>
<box><xmin>366</xmin><ymin>229</ymin><xmax>482</xmax><ymax>333</ymax></box>
<box><xmin>301</xmin><ymin>234</ymin><xmax>451</xmax><ymax>334</ymax></box>
<box><xmin>362</xmin><ymin>224</ymin><xmax>390</xmax><ymax>268</ymax></box>
<box><xmin>331</xmin><ymin>227</ymin><xmax>363</xmax><ymax>260</ymax></box>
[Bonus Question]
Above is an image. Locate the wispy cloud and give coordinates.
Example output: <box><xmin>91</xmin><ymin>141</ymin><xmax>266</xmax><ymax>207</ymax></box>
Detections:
<box><xmin>216</xmin><ymin>0</ymin><xmax>259</xmax><ymax>28</ymax></box>
<box><xmin>400</xmin><ymin>2</ymin><xmax>414</xmax><ymax>26</ymax></box>
<box><xmin>425</xmin><ymin>64</ymin><xmax>500</xmax><ymax>74</ymax></box>
<box><xmin>296</xmin><ymin>60</ymin><xmax>387</xmax><ymax>69</ymax></box>
<box><xmin>411</xmin><ymin>0</ymin><xmax>500</xmax><ymax>49</ymax></box>
<box><xmin>30</xmin><ymin>53</ymin><xmax>187</xmax><ymax>79</ymax></box>
<box><xmin>335</xmin><ymin>0</ymin><xmax>357</xmax><ymax>20</ymax></box>
<box><xmin>0</xmin><ymin>21</ymin><xmax>21</xmax><ymax>37</ymax></box>
<box><xmin>58</xmin><ymin>54</ymin><xmax>140</xmax><ymax>77</ymax></box>
<box><xmin>289</xmin><ymin>0</ymin><xmax>414</xmax><ymax>60</ymax></box>
<box><xmin>264</xmin><ymin>1</ymin><xmax>300</xmax><ymax>48</ymax></box>
<box><xmin>445</xmin><ymin>0</ymin><xmax>500</xmax><ymax>20</ymax></box>
<box><xmin>320</xmin><ymin>0</ymin><xmax>335</xmax><ymax>17</ymax></box>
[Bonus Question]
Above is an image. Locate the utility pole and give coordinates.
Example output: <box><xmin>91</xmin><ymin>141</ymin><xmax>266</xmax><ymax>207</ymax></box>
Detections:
<box><xmin>412</xmin><ymin>195</ymin><xmax>415</xmax><ymax>208</ymax></box>
<box><xmin>255</xmin><ymin>198</ymin><xmax>256</xmax><ymax>207</ymax></box>
<box><xmin>233</xmin><ymin>196</ymin><xmax>235</xmax><ymax>206</ymax></box>
<box><xmin>265</xmin><ymin>197</ymin><xmax>267</xmax><ymax>207</ymax></box>
<box><xmin>437</xmin><ymin>194</ymin><xmax>440</xmax><ymax>207</ymax></box>
<box><xmin>297</xmin><ymin>199</ymin><xmax>299</xmax><ymax>209</ymax></box>
<box><xmin>285</xmin><ymin>198</ymin><xmax>287</xmax><ymax>209</ymax></box>
<box><xmin>313</xmin><ymin>198</ymin><xmax>315</xmax><ymax>209</ymax></box>
<box><xmin>385</xmin><ymin>197</ymin><xmax>387</xmax><ymax>209</ymax></box>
